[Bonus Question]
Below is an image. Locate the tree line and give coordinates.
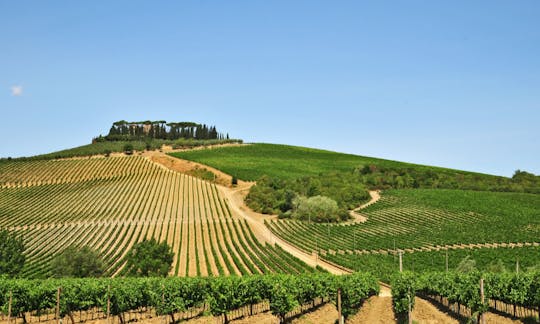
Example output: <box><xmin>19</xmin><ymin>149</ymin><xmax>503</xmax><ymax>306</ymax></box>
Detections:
<box><xmin>97</xmin><ymin>120</ymin><xmax>230</xmax><ymax>142</ymax></box>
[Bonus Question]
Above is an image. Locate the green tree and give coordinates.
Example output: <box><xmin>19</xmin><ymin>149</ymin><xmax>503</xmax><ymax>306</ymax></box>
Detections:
<box><xmin>125</xmin><ymin>239</ymin><xmax>174</xmax><ymax>277</ymax></box>
<box><xmin>0</xmin><ymin>229</ymin><xmax>25</xmax><ymax>277</ymax></box>
<box><xmin>51</xmin><ymin>246</ymin><xmax>104</xmax><ymax>278</ymax></box>
<box><xmin>292</xmin><ymin>195</ymin><xmax>340</xmax><ymax>223</ymax></box>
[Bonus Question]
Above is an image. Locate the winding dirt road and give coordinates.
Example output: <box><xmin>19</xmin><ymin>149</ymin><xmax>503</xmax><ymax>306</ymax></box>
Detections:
<box><xmin>217</xmin><ymin>183</ymin><xmax>350</xmax><ymax>275</ymax></box>
<box><xmin>348</xmin><ymin>190</ymin><xmax>380</xmax><ymax>223</ymax></box>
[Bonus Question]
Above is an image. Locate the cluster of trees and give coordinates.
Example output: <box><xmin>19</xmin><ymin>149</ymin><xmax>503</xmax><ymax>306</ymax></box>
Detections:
<box><xmin>246</xmin><ymin>173</ymin><xmax>370</xmax><ymax>222</ymax></box>
<box><xmin>356</xmin><ymin>165</ymin><xmax>540</xmax><ymax>194</ymax></box>
<box><xmin>0</xmin><ymin>229</ymin><xmax>174</xmax><ymax>279</ymax></box>
<box><xmin>98</xmin><ymin>120</ymin><xmax>230</xmax><ymax>142</ymax></box>
<box><xmin>246</xmin><ymin>165</ymin><xmax>540</xmax><ymax>223</ymax></box>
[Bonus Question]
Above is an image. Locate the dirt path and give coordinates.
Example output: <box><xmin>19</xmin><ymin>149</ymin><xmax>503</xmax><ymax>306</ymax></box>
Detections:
<box><xmin>291</xmin><ymin>303</ymin><xmax>338</xmax><ymax>324</ymax></box>
<box><xmin>348</xmin><ymin>295</ymin><xmax>396</xmax><ymax>324</ymax></box>
<box><xmin>412</xmin><ymin>298</ymin><xmax>459</xmax><ymax>324</ymax></box>
<box><xmin>348</xmin><ymin>190</ymin><xmax>380</xmax><ymax>223</ymax></box>
<box><xmin>217</xmin><ymin>184</ymin><xmax>350</xmax><ymax>275</ymax></box>
<box><xmin>484</xmin><ymin>312</ymin><xmax>524</xmax><ymax>323</ymax></box>
<box><xmin>143</xmin><ymin>150</ymin><xmax>247</xmax><ymax>188</ymax></box>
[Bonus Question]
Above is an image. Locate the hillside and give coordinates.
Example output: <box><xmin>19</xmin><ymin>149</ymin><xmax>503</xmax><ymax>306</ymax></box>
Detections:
<box><xmin>0</xmin><ymin>155</ymin><xmax>316</xmax><ymax>278</ymax></box>
<box><xmin>172</xmin><ymin>143</ymin><xmax>540</xmax><ymax>279</ymax></box>
<box><xmin>0</xmin><ymin>142</ymin><xmax>539</xmax><ymax>323</ymax></box>
<box><xmin>172</xmin><ymin>143</ymin><xmax>539</xmax><ymax>193</ymax></box>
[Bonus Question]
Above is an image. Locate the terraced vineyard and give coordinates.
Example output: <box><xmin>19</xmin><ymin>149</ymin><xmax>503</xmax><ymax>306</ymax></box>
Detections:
<box><xmin>0</xmin><ymin>156</ymin><xmax>315</xmax><ymax>278</ymax></box>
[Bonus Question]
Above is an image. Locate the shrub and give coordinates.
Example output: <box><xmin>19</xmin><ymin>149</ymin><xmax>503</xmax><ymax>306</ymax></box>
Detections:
<box><xmin>292</xmin><ymin>195</ymin><xmax>340</xmax><ymax>223</ymax></box>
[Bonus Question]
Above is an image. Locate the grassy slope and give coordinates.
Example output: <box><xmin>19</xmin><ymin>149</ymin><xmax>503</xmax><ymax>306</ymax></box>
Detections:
<box><xmin>170</xmin><ymin>143</ymin><xmax>503</xmax><ymax>181</ymax></box>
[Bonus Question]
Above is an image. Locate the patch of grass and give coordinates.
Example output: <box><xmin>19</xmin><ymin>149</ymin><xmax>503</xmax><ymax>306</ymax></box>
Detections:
<box><xmin>171</xmin><ymin>143</ymin><xmax>491</xmax><ymax>181</ymax></box>
<box><xmin>185</xmin><ymin>167</ymin><xmax>216</xmax><ymax>182</ymax></box>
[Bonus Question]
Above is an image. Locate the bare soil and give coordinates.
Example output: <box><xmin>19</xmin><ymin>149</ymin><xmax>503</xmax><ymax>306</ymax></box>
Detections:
<box><xmin>144</xmin><ymin>150</ymin><xmax>247</xmax><ymax>188</ymax></box>
<box><xmin>348</xmin><ymin>295</ymin><xmax>396</xmax><ymax>324</ymax></box>
<box><xmin>348</xmin><ymin>190</ymin><xmax>381</xmax><ymax>223</ymax></box>
<box><xmin>412</xmin><ymin>298</ymin><xmax>459</xmax><ymax>324</ymax></box>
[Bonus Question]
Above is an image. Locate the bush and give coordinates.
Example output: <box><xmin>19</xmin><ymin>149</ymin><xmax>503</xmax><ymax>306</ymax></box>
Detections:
<box><xmin>0</xmin><ymin>230</ymin><xmax>25</xmax><ymax>277</ymax></box>
<box><xmin>125</xmin><ymin>239</ymin><xmax>174</xmax><ymax>277</ymax></box>
<box><xmin>51</xmin><ymin>246</ymin><xmax>104</xmax><ymax>278</ymax></box>
<box><xmin>292</xmin><ymin>195</ymin><xmax>340</xmax><ymax>223</ymax></box>
<box><xmin>123</xmin><ymin>143</ymin><xmax>134</xmax><ymax>155</ymax></box>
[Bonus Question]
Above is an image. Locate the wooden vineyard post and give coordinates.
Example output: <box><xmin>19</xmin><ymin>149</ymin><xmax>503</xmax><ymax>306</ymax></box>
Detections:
<box><xmin>107</xmin><ymin>285</ymin><xmax>111</xmax><ymax>324</ymax></box>
<box><xmin>56</xmin><ymin>287</ymin><xmax>61</xmax><ymax>324</ymax></box>
<box><xmin>7</xmin><ymin>291</ymin><xmax>12</xmax><ymax>324</ymax></box>
<box><xmin>479</xmin><ymin>278</ymin><xmax>485</xmax><ymax>324</ymax></box>
<box><xmin>393</xmin><ymin>239</ymin><xmax>396</xmax><ymax>261</ymax></box>
<box><xmin>516</xmin><ymin>258</ymin><xmax>520</xmax><ymax>274</ymax></box>
<box><xmin>445</xmin><ymin>251</ymin><xmax>448</xmax><ymax>272</ymax></box>
<box><xmin>337</xmin><ymin>288</ymin><xmax>344</xmax><ymax>324</ymax></box>
<box><xmin>399</xmin><ymin>251</ymin><xmax>403</xmax><ymax>272</ymax></box>
<box><xmin>408</xmin><ymin>288</ymin><xmax>412</xmax><ymax>324</ymax></box>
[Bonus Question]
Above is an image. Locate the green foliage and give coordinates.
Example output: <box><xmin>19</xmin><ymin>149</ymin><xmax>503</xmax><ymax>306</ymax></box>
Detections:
<box><xmin>125</xmin><ymin>239</ymin><xmax>174</xmax><ymax>277</ymax></box>
<box><xmin>51</xmin><ymin>246</ymin><xmax>104</xmax><ymax>278</ymax></box>
<box><xmin>269</xmin><ymin>275</ymin><xmax>300</xmax><ymax>322</ymax></box>
<box><xmin>186</xmin><ymin>167</ymin><xmax>215</xmax><ymax>181</ymax></box>
<box><xmin>417</xmin><ymin>271</ymin><xmax>489</xmax><ymax>317</ymax></box>
<box><xmin>269</xmin><ymin>189</ymin><xmax>540</xmax><ymax>268</ymax></box>
<box><xmin>337</xmin><ymin>272</ymin><xmax>379</xmax><ymax>318</ymax></box>
<box><xmin>391</xmin><ymin>272</ymin><xmax>417</xmax><ymax>315</ymax></box>
<box><xmin>0</xmin><ymin>273</ymin><xmax>379</xmax><ymax>323</ymax></box>
<box><xmin>327</xmin><ymin>246</ymin><xmax>540</xmax><ymax>283</ymax></box>
<box><xmin>2</xmin><ymin>139</ymin><xmax>242</xmax><ymax>161</ymax></box>
<box><xmin>123</xmin><ymin>143</ymin><xmax>134</xmax><ymax>154</ymax></box>
<box><xmin>206</xmin><ymin>276</ymin><xmax>249</xmax><ymax>322</ymax></box>
<box><xmin>152</xmin><ymin>277</ymin><xmax>207</xmax><ymax>321</ymax></box>
<box><xmin>456</xmin><ymin>256</ymin><xmax>477</xmax><ymax>273</ymax></box>
<box><xmin>0</xmin><ymin>229</ymin><xmax>25</xmax><ymax>277</ymax></box>
<box><xmin>173</xmin><ymin>143</ymin><xmax>540</xmax><ymax>193</ymax></box>
<box><xmin>246</xmin><ymin>173</ymin><xmax>369</xmax><ymax>217</ymax></box>
<box><xmin>291</xmin><ymin>195</ymin><xmax>342</xmax><ymax>223</ymax></box>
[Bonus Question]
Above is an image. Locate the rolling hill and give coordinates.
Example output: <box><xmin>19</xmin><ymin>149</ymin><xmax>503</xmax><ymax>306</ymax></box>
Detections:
<box><xmin>1</xmin><ymin>141</ymin><xmax>539</xmax><ymax>323</ymax></box>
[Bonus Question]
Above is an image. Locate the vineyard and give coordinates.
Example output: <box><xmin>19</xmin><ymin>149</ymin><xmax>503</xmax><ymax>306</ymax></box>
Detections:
<box><xmin>392</xmin><ymin>271</ymin><xmax>540</xmax><ymax>322</ymax></box>
<box><xmin>266</xmin><ymin>189</ymin><xmax>540</xmax><ymax>280</ymax></box>
<box><xmin>0</xmin><ymin>156</ymin><xmax>315</xmax><ymax>278</ymax></box>
<box><xmin>0</xmin><ymin>273</ymin><xmax>380</xmax><ymax>324</ymax></box>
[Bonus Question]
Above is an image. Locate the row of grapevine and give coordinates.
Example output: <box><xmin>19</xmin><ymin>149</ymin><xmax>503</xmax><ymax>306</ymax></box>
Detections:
<box><xmin>0</xmin><ymin>155</ymin><xmax>316</xmax><ymax>278</ymax></box>
<box><xmin>267</xmin><ymin>189</ymin><xmax>540</xmax><ymax>257</ymax></box>
<box><xmin>391</xmin><ymin>271</ymin><xmax>540</xmax><ymax>321</ymax></box>
<box><xmin>0</xmin><ymin>273</ymin><xmax>379</xmax><ymax>323</ymax></box>
<box><xmin>0</xmin><ymin>156</ymin><xmax>150</xmax><ymax>188</ymax></box>
<box><xmin>324</xmin><ymin>245</ymin><xmax>540</xmax><ymax>282</ymax></box>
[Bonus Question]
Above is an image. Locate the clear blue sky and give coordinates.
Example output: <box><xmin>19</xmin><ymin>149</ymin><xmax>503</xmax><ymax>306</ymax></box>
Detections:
<box><xmin>1</xmin><ymin>1</ymin><xmax>539</xmax><ymax>177</ymax></box>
